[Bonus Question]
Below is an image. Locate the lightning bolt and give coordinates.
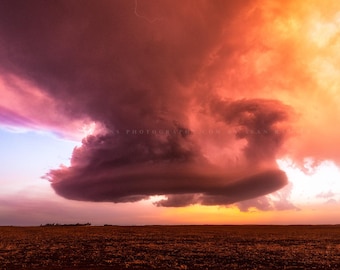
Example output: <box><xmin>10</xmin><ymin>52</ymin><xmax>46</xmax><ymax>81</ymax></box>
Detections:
<box><xmin>134</xmin><ymin>0</ymin><xmax>164</xmax><ymax>23</ymax></box>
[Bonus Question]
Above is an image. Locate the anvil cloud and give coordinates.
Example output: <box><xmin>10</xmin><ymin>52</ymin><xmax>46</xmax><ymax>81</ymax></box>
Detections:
<box><xmin>1</xmin><ymin>0</ymin><xmax>339</xmax><ymax>210</ymax></box>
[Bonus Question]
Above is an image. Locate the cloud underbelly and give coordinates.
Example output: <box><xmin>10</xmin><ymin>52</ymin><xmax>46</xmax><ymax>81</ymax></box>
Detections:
<box><xmin>50</xmin><ymin>161</ymin><xmax>288</xmax><ymax>207</ymax></box>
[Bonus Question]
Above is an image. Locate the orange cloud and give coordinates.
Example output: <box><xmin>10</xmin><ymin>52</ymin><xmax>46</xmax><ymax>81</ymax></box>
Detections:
<box><xmin>1</xmin><ymin>0</ymin><xmax>340</xmax><ymax>212</ymax></box>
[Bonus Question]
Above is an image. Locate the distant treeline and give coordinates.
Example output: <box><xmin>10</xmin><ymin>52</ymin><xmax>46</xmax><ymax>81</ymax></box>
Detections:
<box><xmin>40</xmin><ymin>222</ymin><xmax>91</xmax><ymax>227</ymax></box>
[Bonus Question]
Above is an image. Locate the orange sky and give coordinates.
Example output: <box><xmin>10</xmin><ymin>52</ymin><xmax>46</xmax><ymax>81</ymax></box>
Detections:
<box><xmin>1</xmin><ymin>0</ymin><xmax>340</xmax><ymax>225</ymax></box>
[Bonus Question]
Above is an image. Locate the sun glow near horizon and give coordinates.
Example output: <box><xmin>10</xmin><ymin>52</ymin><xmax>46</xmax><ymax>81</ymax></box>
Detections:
<box><xmin>1</xmin><ymin>0</ymin><xmax>340</xmax><ymax>225</ymax></box>
<box><xmin>277</xmin><ymin>158</ymin><xmax>340</xmax><ymax>207</ymax></box>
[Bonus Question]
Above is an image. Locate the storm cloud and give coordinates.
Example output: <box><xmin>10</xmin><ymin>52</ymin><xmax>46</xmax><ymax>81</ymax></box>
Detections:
<box><xmin>0</xmin><ymin>0</ymin><xmax>296</xmax><ymax>207</ymax></box>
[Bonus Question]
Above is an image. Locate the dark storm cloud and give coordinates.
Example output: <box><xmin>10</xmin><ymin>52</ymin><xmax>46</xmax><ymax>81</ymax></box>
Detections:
<box><xmin>210</xmin><ymin>98</ymin><xmax>292</xmax><ymax>165</ymax></box>
<box><xmin>236</xmin><ymin>183</ymin><xmax>298</xmax><ymax>212</ymax></box>
<box><xmin>0</xmin><ymin>0</ymin><xmax>292</xmax><ymax>207</ymax></box>
<box><xmin>49</xmin><ymin>164</ymin><xmax>288</xmax><ymax>206</ymax></box>
<box><xmin>0</xmin><ymin>0</ymin><xmax>244</xmax><ymax>126</ymax></box>
<box><xmin>155</xmin><ymin>170</ymin><xmax>288</xmax><ymax>207</ymax></box>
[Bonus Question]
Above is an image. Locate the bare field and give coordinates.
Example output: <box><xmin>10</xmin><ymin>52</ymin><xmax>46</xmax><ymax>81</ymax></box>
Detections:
<box><xmin>1</xmin><ymin>225</ymin><xmax>340</xmax><ymax>269</ymax></box>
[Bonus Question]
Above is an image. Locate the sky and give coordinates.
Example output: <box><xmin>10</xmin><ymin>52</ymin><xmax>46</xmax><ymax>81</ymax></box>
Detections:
<box><xmin>1</xmin><ymin>0</ymin><xmax>340</xmax><ymax>225</ymax></box>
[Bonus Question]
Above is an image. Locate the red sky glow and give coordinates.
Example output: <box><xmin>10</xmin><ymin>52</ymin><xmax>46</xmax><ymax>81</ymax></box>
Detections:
<box><xmin>1</xmin><ymin>0</ymin><xmax>340</xmax><ymax>225</ymax></box>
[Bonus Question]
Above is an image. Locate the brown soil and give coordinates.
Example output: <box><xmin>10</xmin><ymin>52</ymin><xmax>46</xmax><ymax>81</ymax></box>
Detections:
<box><xmin>1</xmin><ymin>225</ymin><xmax>340</xmax><ymax>269</ymax></box>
